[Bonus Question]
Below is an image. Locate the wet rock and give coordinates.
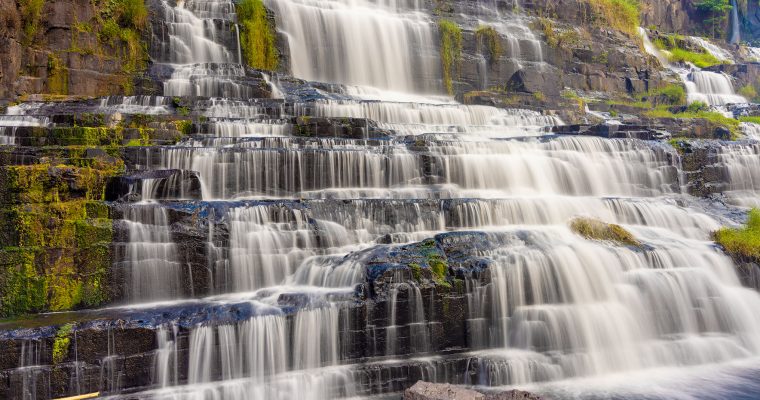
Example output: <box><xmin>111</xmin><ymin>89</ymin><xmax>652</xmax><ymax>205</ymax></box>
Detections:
<box><xmin>404</xmin><ymin>381</ymin><xmax>544</xmax><ymax>400</ymax></box>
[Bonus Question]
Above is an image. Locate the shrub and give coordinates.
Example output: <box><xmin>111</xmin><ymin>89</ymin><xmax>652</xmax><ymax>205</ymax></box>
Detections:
<box><xmin>687</xmin><ymin>100</ymin><xmax>709</xmax><ymax>112</ymax></box>
<box><xmin>653</xmin><ymin>84</ymin><xmax>687</xmax><ymax>105</ymax></box>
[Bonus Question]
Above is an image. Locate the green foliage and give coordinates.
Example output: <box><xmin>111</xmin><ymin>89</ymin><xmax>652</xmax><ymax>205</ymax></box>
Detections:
<box><xmin>584</xmin><ymin>0</ymin><xmax>640</xmax><ymax>36</ymax></box>
<box><xmin>19</xmin><ymin>0</ymin><xmax>45</xmax><ymax>44</ymax></box>
<box><xmin>427</xmin><ymin>254</ymin><xmax>450</xmax><ymax>288</ymax></box>
<box><xmin>570</xmin><ymin>217</ymin><xmax>641</xmax><ymax>247</ymax></box>
<box><xmin>439</xmin><ymin>19</ymin><xmax>462</xmax><ymax>95</ymax></box>
<box><xmin>739</xmin><ymin>116</ymin><xmax>760</xmax><ymax>124</ymax></box>
<box><xmin>52</xmin><ymin>323</ymin><xmax>74</xmax><ymax>364</ymax></box>
<box><xmin>687</xmin><ymin>100</ymin><xmax>709</xmax><ymax>112</ymax></box>
<box><xmin>738</xmin><ymin>84</ymin><xmax>758</xmax><ymax>100</ymax></box>
<box><xmin>118</xmin><ymin>0</ymin><xmax>148</xmax><ymax>29</ymax></box>
<box><xmin>668</xmin><ymin>47</ymin><xmax>722</xmax><ymax>68</ymax></box>
<box><xmin>535</xmin><ymin>18</ymin><xmax>580</xmax><ymax>49</ymax></box>
<box><xmin>653</xmin><ymin>35</ymin><xmax>723</xmax><ymax>68</ymax></box>
<box><xmin>715</xmin><ymin>209</ymin><xmax>760</xmax><ymax>262</ymax></box>
<box><xmin>237</xmin><ymin>0</ymin><xmax>278</xmax><ymax>71</ymax></box>
<box><xmin>645</xmin><ymin>107</ymin><xmax>740</xmax><ymax>138</ymax></box>
<box><xmin>475</xmin><ymin>25</ymin><xmax>502</xmax><ymax>64</ymax></box>
<box><xmin>695</xmin><ymin>0</ymin><xmax>732</xmax><ymax>38</ymax></box>
<box><xmin>653</xmin><ymin>84</ymin><xmax>687</xmax><ymax>105</ymax></box>
<box><xmin>47</xmin><ymin>53</ymin><xmax>68</xmax><ymax>95</ymax></box>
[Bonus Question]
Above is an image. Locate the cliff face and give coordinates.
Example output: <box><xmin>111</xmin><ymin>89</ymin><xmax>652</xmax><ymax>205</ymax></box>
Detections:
<box><xmin>0</xmin><ymin>0</ymin><xmax>152</xmax><ymax>102</ymax></box>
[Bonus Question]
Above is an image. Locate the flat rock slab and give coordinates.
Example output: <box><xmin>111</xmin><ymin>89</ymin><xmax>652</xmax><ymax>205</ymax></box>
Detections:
<box><xmin>404</xmin><ymin>381</ymin><xmax>543</xmax><ymax>400</ymax></box>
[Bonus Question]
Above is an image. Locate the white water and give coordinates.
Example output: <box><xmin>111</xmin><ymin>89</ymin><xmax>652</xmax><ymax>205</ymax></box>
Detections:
<box><xmin>121</xmin><ymin>205</ymin><xmax>183</xmax><ymax>301</ymax></box>
<box><xmin>638</xmin><ymin>28</ymin><xmax>745</xmax><ymax>106</ymax></box>
<box><xmin>265</xmin><ymin>0</ymin><xmax>439</xmax><ymax>93</ymax></box>
<box><xmin>29</xmin><ymin>6</ymin><xmax>760</xmax><ymax>400</ymax></box>
<box><xmin>730</xmin><ymin>0</ymin><xmax>741</xmax><ymax>45</ymax></box>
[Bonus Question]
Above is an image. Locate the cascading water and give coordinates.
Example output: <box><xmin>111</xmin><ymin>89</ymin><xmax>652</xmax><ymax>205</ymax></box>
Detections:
<box><xmin>22</xmin><ymin>3</ymin><xmax>760</xmax><ymax>400</ymax></box>
<box><xmin>264</xmin><ymin>0</ymin><xmax>439</xmax><ymax>93</ymax></box>
<box><xmin>730</xmin><ymin>0</ymin><xmax>741</xmax><ymax>44</ymax></box>
<box><xmin>639</xmin><ymin>28</ymin><xmax>746</xmax><ymax>106</ymax></box>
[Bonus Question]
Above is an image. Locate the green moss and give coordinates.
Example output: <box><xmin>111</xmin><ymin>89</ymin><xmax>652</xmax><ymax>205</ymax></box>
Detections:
<box><xmin>409</xmin><ymin>263</ymin><xmax>422</xmax><ymax>282</ymax></box>
<box><xmin>645</xmin><ymin>107</ymin><xmax>740</xmax><ymax>138</ymax></box>
<box><xmin>714</xmin><ymin>209</ymin><xmax>760</xmax><ymax>263</ymax></box>
<box><xmin>439</xmin><ymin>19</ymin><xmax>462</xmax><ymax>95</ymax></box>
<box><xmin>174</xmin><ymin>120</ymin><xmax>193</xmax><ymax>136</ymax></box>
<box><xmin>52</xmin><ymin>323</ymin><xmax>74</xmax><ymax>364</ymax></box>
<box><xmin>0</xmin><ymin>249</ymin><xmax>47</xmax><ymax>317</ymax></box>
<box><xmin>237</xmin><ymin>0</ymin><xmax>279</xmax><ymax>71</ymax></box>
<box><xmin>0</xmin><ymin>202</ymin><xmax>113</xmax><ymax>317</ymax></box>
<box><xmin>738</xmin><ymin>85</ymin><xmax>758</xmax><ymax>101</ymax></box>
<box><xmin>652</xmin><ymin>84</ymin><xmax>687</xmax><ymax>105</ymax></box>
<box><xmin>19</xmin><ymin>0</ymin><xmax>46</xmax><ymax>44</ymax></box>
<box><xmin>739</xmin><ymin>116</ymin><xmax>760</xmax><ymax>124</ymax></box>
<box><xmin>427</xmin><ymin>254</ymin><xmax>451</xmax><ymax>288</ymax></box>
<box><xmin>570</xmin><ymin>217</ymin><xmax>642</xmax><ymax>247</ymax></box>
<box><xmin>47</xmin><ymin>53</ymin><xmax>69</xmax><ymax>95</ymax></box>
<box><xmin>654</xmin><ymin>37</ymin><xmax>722</xmax><ymax>68</ymax></box>
<box><xmin>475</xmin><ymin>25</ymin><xmax>502</xmax><ymax>64</ymax></box>
<box><xmin>583</xmin><ymin>0</ymin><xmax>640</xmax><ymax>37</ymax></box>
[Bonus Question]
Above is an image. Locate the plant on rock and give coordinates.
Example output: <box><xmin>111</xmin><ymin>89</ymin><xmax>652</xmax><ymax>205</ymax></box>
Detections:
<box><xmin>439</xmin><ymin>19</ymin><xmax>462</xmax><ymax>95</ymax></box>
<box><xmin>237</xmin><ymin>0</ymin><xmax>279</xmax><ymax>71</ymax></box>
<box><xmin>715</xmin><ymin>209</ymin><xmax>760</xmax><ymax>263</ymax></box>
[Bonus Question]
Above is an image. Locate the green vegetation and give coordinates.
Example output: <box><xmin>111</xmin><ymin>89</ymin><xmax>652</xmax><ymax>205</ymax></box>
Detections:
<box><xmin>695</xmin><ymin>0</ymin><xmax>732</xmax><ymax>38</ymax></box>
<box><xmin>738</xmin><ymin>84</ymin><xmax>758</xmax><ymax>101</ymax></box>
<box><xmin>19</xmin><ymin>0</ymin><xmax>46</xmax><ymax>44</ymax></box>
<box><xmin>653</xmin><ymin>34</ymin><xmax>722</xmax><ymax>68</ymax></box>
<box><xmin>534</xmin><ymin>18</ymin><xmax>581</xmax><ymax>49</ymax></box>
<box><xmin>52</xmin><ymin>323</ymin><xmax>74</xmax><ymax>364</ymax></box>
<box><xmin>475</xmin><ymin>25</ymin><xmax>502</xmax><ymax>64</ymax></box>
<box><xmin>584</xmin><ymin>0</ymin><xmax>640</xmax><ymax>37</ymax></box>
<box><xmin>237</xmin><ymin>0</ymin><xmax>279</xmax><ymax>71</ymax></box>
<box><xmin>570</xmin><ymin>217</ymin><xmax>642</xmax><ymax>247</ymax></box>
<box><xmin>687</xmin><ymin>100</ymin><xmax>709</xmax><ymax>113</ymax></box>
<box><xmin>739</xmin><ymin>116</ymin><xmax>760</xmax><ymax>124</ymax></box>
<box><xmin>427</xmin><ymin>254</ymin><xmax>451</xmax><ymax>288</ymax></box>
<box><xmin>439</xmin><ymin>19</ymin><xmax>462</xmax><ymax>95</ymax></box>
<box><xmin>645</xmin><ymin>106</ymin><xmax>740</xmax><ymax>138</ymax></box>
<box><xmin>669</xmin><ymin>47</ymin><xmax>722</xmax><ymax>68</ymax></box>
<box><xmin>653</xmin><ymin>84</ymin><xmax>687</xmax><ymax>105</ymax></box>
<box><xmin>715</xmin><ymin>209</ymin><xmax>760</xmax><ymax>262</ymax></box>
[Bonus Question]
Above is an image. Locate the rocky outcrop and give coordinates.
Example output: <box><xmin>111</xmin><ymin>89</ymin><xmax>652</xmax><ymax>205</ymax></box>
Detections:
<box><xmin>0</xmin><ymin>0</ymin><xmax>154</xmax><ymax>102</ymax></box>
<box><xmin>404</xmin><ymin>381</ymin><xmax>543</xmax><ymax>400</ymax></box>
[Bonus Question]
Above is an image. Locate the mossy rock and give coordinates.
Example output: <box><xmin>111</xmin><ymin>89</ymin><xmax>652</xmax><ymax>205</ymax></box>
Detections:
<box><xmin>715</xmin><ymin>209</ymin><xmax>760</xmax><ymax>264</ymax></box>
<box><xmin>569</xmin><ymin>217</ymin><xmax>642</xmax><ymax>247</ymax></box>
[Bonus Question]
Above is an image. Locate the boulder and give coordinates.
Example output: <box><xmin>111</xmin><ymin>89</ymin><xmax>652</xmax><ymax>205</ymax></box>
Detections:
<box><xmin>404</xmin><ymin>381</ymin><xmax>544</xmax><ymax>400</ymax></box>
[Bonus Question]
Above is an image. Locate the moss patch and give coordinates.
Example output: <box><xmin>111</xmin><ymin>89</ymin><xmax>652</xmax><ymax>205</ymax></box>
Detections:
<box><xmin>583</xmin><ymin>0</ymin><xmax>640</xmax><ymax>37</ymax></box>
<box><xmin>237</xmin><ymin>0</ymin><xmax>278</xmax><ymax>71</ymax></box>
<box><xmin>475</xmin><ymin>25</ymin><xmax>502</xmax><ymax>64</ymax></box>
<box><xmin>52</xmin><ymin>322</ymin><xmax>74</xmax><ymax>364</ymax></box>
<box><xmin>715</xmin><ymin>209</ymin><xmax>760</xmax><ymax>263</ymax></box>
<box><xmin>439</xmin><ymin>19</ymin><xmax>462</xmax><ymax>95</ymax></box>
<box><xmin>570</xmin><ymin>217</ymin><xmax>641</xmax><ymax>247</ymax></box>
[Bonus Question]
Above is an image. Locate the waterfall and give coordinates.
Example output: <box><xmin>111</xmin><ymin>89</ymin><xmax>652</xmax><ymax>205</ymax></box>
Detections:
<box><xmin>265</xmin><ymin>0</ymin><xmax>439</xmax><ymax>93</ymax></box>
<box><xmin>27</xmin><ymin>3</ymin><xmax>760</xmax><ymax>400</ymax></box>
<box><xmin>719</xmin><ymin>143</ymin><xmax>760</xmax><ymax>207</ymax></box>
<box><xmin>684</xmin><ymin>69</ymin><xmax>747</xmax><ymax>105</ymax></box>
<box><xmin>121</xmin><ymin>205</ymin><xmax>183</xmax><ymax>301</ymax></box>
<box><xmin>730</xmin><ymin>0</ymin><xmax>741</xmax><ymax>44</ymax></box>
<box><xmin>639</xmin><ymin>28</ymin><xmax>745</xmax><ymax>106</ymax></box>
